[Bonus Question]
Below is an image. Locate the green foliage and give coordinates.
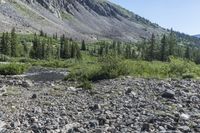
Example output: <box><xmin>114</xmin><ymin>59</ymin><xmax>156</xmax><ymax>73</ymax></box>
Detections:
<box><xmin>10</xmin><ymin>28</ymin><xmax>19</xmax><ymax>57</ymax></box>
<box><xmin>182</xmin><ymin>73</ymin><xmax>196</xmax><ymax>79</ymax></box>
<box><xmin>78</xmin><ymin>80</ymin><xmax>93</xmax><ymax>90</ymax></box>
<box><xmin>90</xmin><ymin>54</ymin><xmax>129</xmax><ymax>81</ymax></box>
<box><xmin>0</xmin><ymin>54</ymin><xmax>11</xmax><ymax>62</ymax></box>
<box><xmin>0</xmin><ymin>63</ymin><xmax>29</xmax><ymax>75</ymax></box>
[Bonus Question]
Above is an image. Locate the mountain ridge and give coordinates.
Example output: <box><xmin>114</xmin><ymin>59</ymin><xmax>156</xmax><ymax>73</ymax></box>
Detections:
<box><xmin>0</xmin><ymin>0</ymin><xmax>167</xmax><ymax>42</ymax></box>
<box><xmin>194</xmin><ymin>34</ymin><xmax>200</xmax><ymax>38</ymax></box>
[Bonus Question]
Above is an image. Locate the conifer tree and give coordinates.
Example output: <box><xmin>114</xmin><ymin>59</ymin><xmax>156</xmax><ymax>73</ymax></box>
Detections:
<box><xmin>160</xmin><ymin>35</ymin><xmax>168</xmax><ymax>61</ymax></box>
<box><xmin>81</xmin><ymin>40</ymin><xmax>86</xmax><ymax>51</ymax></box>
<box><xmin>10</xmin><ymin>28</ymin><xmax>18</xmax><ymax>57</ymax></box>
<box><xmin>168</xmin><ymin>29</ymin><xmax>177</xmax><ymax>56</ymax></box>
<box><xmin>185</xmin><ymin>46</ymin><xmax>191</xmax><ymax>59</ymax></box>
<box><xmin>147</xmin><ymin>34</ymin><xmax>156</xmax><ymax>61</ymax></box>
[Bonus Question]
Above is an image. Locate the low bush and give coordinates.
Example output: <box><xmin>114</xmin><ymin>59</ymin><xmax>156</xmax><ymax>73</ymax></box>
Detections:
<box><xmin>89</xmin><ymin>55</ymin><xmax>129</xmax><ymax>81</ymax></box>
<box><xmin>0</xmin><ymin>54</ymin><xmax>11</xmax><ymax>62</ymax></box>
<box><xmin>0</xmin><ymin>63</ymin><xmax>29</xmax><ymax>75</ymax></box>
<box><xmin>78</xmin><ymin>80</ymin><xmax>93</xmax><ymax>90</ymax></box>
<box><xmin>66</xmin><ymin>54</ymin><xmax>129</xmax><ymax>81</ymax></box>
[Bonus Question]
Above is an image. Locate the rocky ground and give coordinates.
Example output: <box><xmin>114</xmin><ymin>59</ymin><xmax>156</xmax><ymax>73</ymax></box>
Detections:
<box><xmin>0</xmin><ymin>75</ymin><xmax>200</xmax><ymax>133</ymax></box>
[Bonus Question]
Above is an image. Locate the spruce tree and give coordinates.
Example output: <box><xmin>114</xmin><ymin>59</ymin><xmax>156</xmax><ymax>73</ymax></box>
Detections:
<box><xmin>10</xmin><ymin>28</ymin><xmax>18</xmax><ymax>57</ymax></box>
<box><xmin>147</xmin><ymin>34</ymin><xmax>156</xmax><ymax>61</ymax></box>
<box><xmin>185</xmin><ymin>46</ymin><xmax>191</xmax><ymax>59</ymax></box>
<box><xmin>168</xmin><ymin>29</ymin><xmax>177</xmax><ymax>56</ymax></box>
<box><xmin>81</xmin><ymin>40</ymin><xmax>86</xmax><ymax>51</ymax></box>
<box><xmin>1</xmin><ymin>32</ymin><xmax>11</xmax><ymax>56</ymax></box>
<box><xmin>160</xmin><ymin>35</ymin><xmax>168</xmax><ymax>61</ymax></box>
<box><xmin>75</xmin><ymin>43</ymin><xmax>82</xmax><ymax>60</ymax></box>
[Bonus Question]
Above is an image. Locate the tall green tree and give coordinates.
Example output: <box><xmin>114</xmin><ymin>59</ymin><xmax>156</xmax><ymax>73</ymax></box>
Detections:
<box><xmin>147</xmin><ymin>34</ymin><xmax>156</xmax><ymax>61</ymax></box>
<box><xmin>168</xmin><ymin>29</ymin><xmax>177</xmax><ymax>56</ymax></box>
<box><xmin>185</xmin><ymin>46</ymin><xmax>191</xmax><ymax>60</ymax></box>
<box><xmin>81</xmin><ymin>40</ymin><xmax>86</xmax><ymax>51</ymax></box>
<box><xmin>160</xmin><ymin>35</ymin><xmax>168</xmax><ymax>61</ymax></box>
<box><xmin>1</xmin><ymin>32</ymin><xmax>11</xmax><ymax>56</ymax></box>
<box><xmin>10</xmin><ymin>28</ymin><xmax>18</xmax><ymax>57</ymax></box>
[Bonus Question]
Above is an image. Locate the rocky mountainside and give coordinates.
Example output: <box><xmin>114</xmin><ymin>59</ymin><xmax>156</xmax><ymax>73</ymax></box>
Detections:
<box><xmin>0</xmin><ymin>75</ymin><xmax>200</xmax><ymax>132</ymax></box>
<box><xmin>0</xmin><ymin>0</ymin><xmax>166</xmax><ymax>41</ymax></box>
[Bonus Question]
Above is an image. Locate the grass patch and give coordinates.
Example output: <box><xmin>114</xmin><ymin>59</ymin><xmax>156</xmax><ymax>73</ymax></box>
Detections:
<box><xmin>61</xmin><ymin>11</ymin><xmax>74</xmax><ymax>20</ymax></box>
<box><xmin>0</xmin><ymin>63</ymin><xmax>29</xmax><ymax>75</ymax></box>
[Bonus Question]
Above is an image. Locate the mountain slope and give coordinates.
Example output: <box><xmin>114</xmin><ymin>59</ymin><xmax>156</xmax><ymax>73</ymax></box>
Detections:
<box><xmin>0</xmin><ymin>0</ymin><xmax>166</xmax><ymax>41</ymax></box>
<box><xmin>194</xmin><ymin>34</ymin><xmax>200</xmax><ymax>38</ymax></box>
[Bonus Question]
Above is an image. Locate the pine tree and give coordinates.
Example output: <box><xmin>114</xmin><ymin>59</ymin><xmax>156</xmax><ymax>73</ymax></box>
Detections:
<box><xmin>40</xmin><ymin>30</ymin><xmax>44</xmax><ymax>37</ymax></box>
<box><xmin>75</xmin><ymin>43</ymin><xmax>82</xmax><ymax>60</ymax></box>
<box><xmin>185</xmin><ymin>46</ymin><xmax>191</xmax><ymax>59</ymax></box>
<box><xmin>168</xmin><ymin>29</ymin><xmax>177</xmax><ymax>56</ymax></box>
<box><xmin>1</xmin><ymin>32</ymin><xmax>11</xmax><ymax>56</ymax></box>
<box><xmin>125</xmin><ymin>44</ymin><xmax>131</xmax><ymax>59</ymax></box>
<box><xmin>71</xmin><ymin>43</ymin><xmax>76</xmax><ymax>58</ymax></box>
<box><xmin>10</xmin><ymin>28</ymin><xmax>18</xmax><ymax>57</ymax></box>
<box><xmin>60</xmin><ymin>34</ymin><xmax>65</xmax><ymax>58</ymax></box>
<box><xmin>147</xmin><ymin>34</ymin><xmax>156</xmax><ymax>61</ymax></box>
<box><xmin>81</xmin><ymin>40</ymin><xmax>86</xmax><ymax>51</ymax></box>
<box><xmin>117</xmin><ymin>42</ymin><xmax>121</xmax><ymax>55</ymax></box>
<box><xmin>160</xmin><ymin>35</ymin><xmax>168</xmax><ymax>61</ymax></box>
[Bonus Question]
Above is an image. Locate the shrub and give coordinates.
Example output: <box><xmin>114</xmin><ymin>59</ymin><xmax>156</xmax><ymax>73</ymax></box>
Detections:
<box><xmin>0</xmin><ymin>54</ymin><xmax>11</xmax><ymax>62</ymax></box>
<box><xmin>168</xmin><ymin>57</ymin><xmax>194</xmax><ymax>77</ymax></box>
<box><xmin>0</xmin><ymin>63</ymin><xmax>29</xmax><ymax>75</ymax></box>
<box><xmin>89</xmin><ymin>54</ymin><xmax>129</xmax><ymax>81</ymax></box>
<box><xmin>78</xmin><ymin>80</ymin><xmax>93</xmax><ymax>90</ymax></box>
<box><xmin>182</xmin><ymin>73</ymin><xmax>196</xmax><ymax>79</ymax></box>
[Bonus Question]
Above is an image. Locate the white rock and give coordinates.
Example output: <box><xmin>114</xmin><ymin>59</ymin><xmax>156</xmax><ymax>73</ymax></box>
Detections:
<box><xmin>0</xmin><ymin>120</ymin><xmax>5</xmax><ymax>132</ymax></box>
<box><xmin>180</xmin><ymin>113</ymin><xmax>190</xmax><ymax>120</ymax></box>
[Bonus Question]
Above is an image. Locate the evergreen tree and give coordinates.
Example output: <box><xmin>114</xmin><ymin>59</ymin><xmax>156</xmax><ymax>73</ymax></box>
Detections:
<box><xmin>185</xmin><ymin>46</ymin><xmax>191</xmax><ymax>59</ymax></box>
<box><xmin>117</xmin><ymin>42</ymin><xmax>121</xmax><ymax>55</ymax></box>
<box><xmin>147</xmin><ymin>34</ymin><xmax>156</xmax><ymax>61</ymax></box>
<box><xmin>125</xmin><ymin>44</ymin><xmax>131</xmax><ymax>59</ymax></box>
<box><xmin>40</xmin><ymin>30</ymin><xmax>44</xmax><ymax>37</ymax></box>
<box><xmin>60</xmin><ymin>34</ymin><xmax>65</xmax><ymax>58</ymax></box>
<box><xmin>168</xmin><ymin>29</ymin><xmax>177</xmax><ymax>56</ymax></box>
<box><xmin>10</xmin><ymin>28</ymin><xmax>18</xmax><ymax>57</ymax></box>
<box><xmin>160</xmin><ymin>35</ymin><xmax>168</xmax><ymax>61</ymax></box>
<box><xmin>75</xmin><ymin>43</ymin><xmax>82</xmax><ymax>60</ymax></box>
<box><xmin>81</xmin><ymin>40</ymin><xmax>86</xmax><ymax>51</ymax></box>
<box><xmin>1</xmin><ymin>32</ymin><xmax>11</xmax><ymax>56</ymax></box>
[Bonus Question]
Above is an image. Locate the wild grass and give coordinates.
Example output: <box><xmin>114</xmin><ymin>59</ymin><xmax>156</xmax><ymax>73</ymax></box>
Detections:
<box><xmin>0</xmin><ymin>63</ymin><xmax>29</xmax><ymax>75</ymax></box>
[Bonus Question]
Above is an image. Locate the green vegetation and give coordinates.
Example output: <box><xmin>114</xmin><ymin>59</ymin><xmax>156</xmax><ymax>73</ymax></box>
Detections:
<box><xmin>1</xmin><ymin>28</ymin><xmax>200</xmax><ymax>81</ymax></box>
<box><xmin>0</xmin><ymin>63</ymin><xmax>29</xmax><ymax>75</ymax></box>
<box><xmin>61</xmin><ymin>11</ymin><xmax>74</xmax><ymax>20</ymax></box>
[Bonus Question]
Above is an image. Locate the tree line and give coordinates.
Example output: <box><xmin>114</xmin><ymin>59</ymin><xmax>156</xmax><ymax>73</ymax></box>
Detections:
<box><xmin>0</xmin><ymin>28</ymin><xmax>81</xmax><ymax>60</ymax></box>
<box><xmin>87</xmin><ymin>30</ymin><xmax>200</xmax><ymax>64</ymax></box>
<box><xmin>1</xmin><ymin>28</ymin><xmax>200</xmax><ymax>64</ymax></box>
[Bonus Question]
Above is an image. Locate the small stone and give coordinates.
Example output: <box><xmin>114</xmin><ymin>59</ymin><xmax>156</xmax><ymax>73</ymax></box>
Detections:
<box><xmin>141</xmin><ymin>123</ymin><xmax>150</xmax><ymax>132</ymax></box>
<box><xmin>94</xmin><ymin>128</ymin><xmax>103</xmax><ymax>133</ymax></box>
<box><xmin>0</xmin><ymin>120</ymin><xmax>5</xmax><ymax>131</ymax></box>
<box><xmin>68</xmin><ymin>87</ymin><xmax>76</xmax><ymax>91</ymax></box>
<box><xmin>178</xmin><ymin>126</ymin><xmax>190</xmax><ymax>132</ymax></box>
<box><xmin>89</xmin><ymin>120</ymin><xmax>99</xmax><ymax>128</ymax></box>
<box><xmin>190</xmin><ymin>96</ymin><xmax>199</xmax><ymax>103</ymax></box>
<box><xmin>10</xmin><ymin>121</ymin><xmax>20</xmax><ymax>128</ymax></box>
<box><xmin>89</xmin><ymin>104</ymin><xmax>101</xmax><ymax>111</ymax></box>
<box><xmin>31</xmin><ymin>94</ymin><xmax>37</xmax><ymax>99</ymax></box>
<box><xmin>180</xmin><ymin>113</ymin><xmax>190</xmax><ymax>120</ymax></box>
<box><xmin>162</xmin><ymin>89</ymin><xmax>175</xmax><ymax>99</ymax></box>
<box><xmin>125</xmin><ymin>88</ymin><xmax>132</xmax><ymax>95</ymax></box>
<box><xmin>22</xmin><ymin>80</ymin><xmax>33</xmax><ymax>88</ymax></box>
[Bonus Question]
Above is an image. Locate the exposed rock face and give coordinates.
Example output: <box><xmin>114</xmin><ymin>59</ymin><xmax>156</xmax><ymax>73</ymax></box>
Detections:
<box><xmin>1</xmin><ymin>76</ymin><xmax>200</xmax><ymax>132</ymax></box>
<box><xmin>0</xmin><ymin>0</ymin><xmax>165</xmax><ymax>41</ymax></box>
